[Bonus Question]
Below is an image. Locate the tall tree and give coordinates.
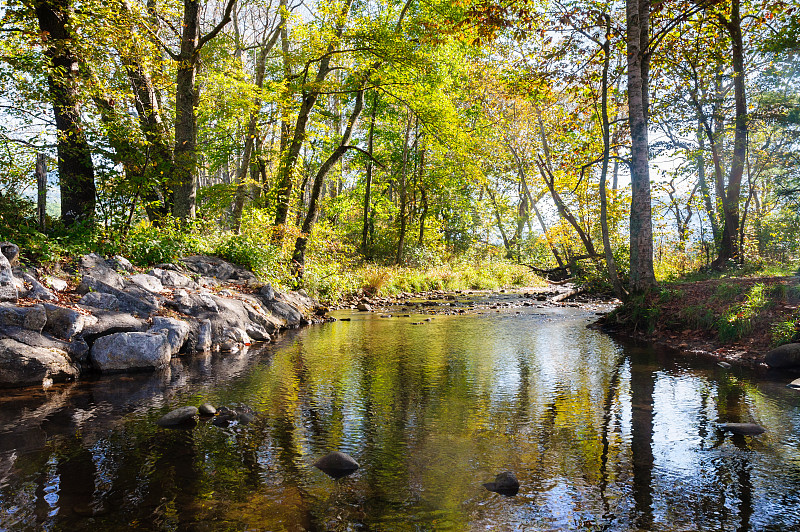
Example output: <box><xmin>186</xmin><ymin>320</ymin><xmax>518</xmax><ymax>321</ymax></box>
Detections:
<box><xmin>626</xmin><ymin>0</ymin><xmax>657</xmax><ymax>291</ymax></box>
<box><xmin>34</xmin><ymin>0</ymin><xmax>96</xmax><ymax>225</ymax></box>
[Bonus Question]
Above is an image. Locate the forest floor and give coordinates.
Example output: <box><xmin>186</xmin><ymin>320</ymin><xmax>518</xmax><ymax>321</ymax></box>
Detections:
<box><xmin>598</xmin><ymin>275</ymin><xmax>800</xmax><ymax>367</ymax></box>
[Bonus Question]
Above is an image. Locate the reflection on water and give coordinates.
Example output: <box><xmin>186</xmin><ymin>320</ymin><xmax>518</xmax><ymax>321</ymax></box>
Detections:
<box><xmin>1</xmin><ymin>305</ymin><xmax>799</xmax><ymax>531</ymax></box>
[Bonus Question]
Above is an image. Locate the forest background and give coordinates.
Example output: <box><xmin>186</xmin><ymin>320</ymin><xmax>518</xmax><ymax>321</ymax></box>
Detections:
<box><xmin>0</xmin><ymin>0</ymin><xmax>798</xmax><ymax>318</ymax></box>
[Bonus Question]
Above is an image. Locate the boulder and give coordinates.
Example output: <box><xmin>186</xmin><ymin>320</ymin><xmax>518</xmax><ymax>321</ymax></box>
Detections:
<box><xmin>77</xmin><ymin>310</ymin><xmax>151</xmax><ymax>345</ymax></box>
<box><xmin>128</xmin><ymin>274</ymin><xmax>164</xmax><ymax>293</ymax></box>
<box><xmin>90</xmin><ymin>331</ymin><xmax>171</xmax><ymax>372</ymax></box>
<box><xmin>765</xmin><ymin>343</ymin><xmax>800</xmax><ymax>369</ymax></box>
<box><xmin>149</xmin><ymin>268</ymin><xmax>196</xmax><ymax>289</ymax></box>
<box><xmin>260</xmin><ymin>284</ymin><xmax>275</xmax><ymax>301</ymax></box>
<box><xmin>0</xmin><ymin>303</ymin><xmax>47</xmax><ymax>333</ymax></box>
<box><xmin>0</xmin><ymin>242</ymin><xmax>19</xmax><ymax>265</ymax></box>
<box><xmin>788</xmin><ymin>378</ymin><xmax>800</xmax><ymax>390</ymax></box>
<box><xmin>79</xmin><ymin>291</ymin><xmax>121</xmax><ymax>310</ymax></box>
<box><xmin>19</xmin><ymin>272</ymin><xmax>56</xmax><ymax>301</ymax></box>
<box><xmin>0</xmin><ymin>337</ymin><xmax>79</xmax><ymax>387</ymax></box>
<box><xmin>483</xmin><ymin>471</ymin><xmax>520</xmax><ymax>496</ymax></box>
<box><xmin>182</xmin><ymin>255</ymin><xmax>258</xmax><ymax>284</ymax></box>
<box><xmin>211</xmin><ymin>405</ymin><xmax>255</xmax><ymax>427</ymax></box>
<box><xmin>199</xmin><ymin>403</ymin><xmax>216</xmax><ymax>416</ymax></box>
<box><xmin>43</xmin><ymin>303</ymin><xmax>87</xmax><ymax>339</ymax></box>
<box><xmin>196</xmin><ymin>319</ymin><xmax>212</xmax><ymax>351</ymax></box>
<box><xmin>77</xmin><ymin>275</ymin><xmax>159</xmax><ymax>315</ymax></box>
<box><xmin>313</xmin><ymin>451</ymin><xmax>359</xmax><ymax>479</ymax></box>
<box><xmin>108</xmin><ymin>255</ymin><xmax>134</xmax><ymax>272</ymax></box>
<box><xmin>0</xmin><ymin>251</ymin><xmax>17</xmax><ymax>302</ymax></box>
<box><xmin>148</xmin><ymin>317</ymin><xmax>190</xmax><ymax>355</ymax></box>
<box><xmin>42</xmin><ymin>276</ymin><xmax>69</xmax><ymax>292</ymax></box>
<box><xmin>719</xmin><ymin>422</ymin><xmax>766</xmax><ymax>435</ymax></box>
<box><xmin>0</xmin><ymin>325</ymin><xmax>89</xmax><ymax>362</ymax></box>
<box><xmin>357</xmin><ymin>303</ymin><xmax>371</xmax><ymax>312</ymax></box>
<box><xmin>156</xmin><ymin>406</ymin><xmax>198</xmax><ymax>427</ymax></box>
<box><xmin>79</xmin><ymin>253</ymin><xmax>125</xmax><ymax>289</ymax></box>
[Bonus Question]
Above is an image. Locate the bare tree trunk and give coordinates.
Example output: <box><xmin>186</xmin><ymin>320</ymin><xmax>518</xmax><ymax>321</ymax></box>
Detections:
<box><xmin>626</xmin><ymin>0</ymin><xmax>656</xmax><ymax>291</ymax></box>
<box><xmin>35</xmin><ymin>0</ymin><xmax>96</xmax><ymax>226</ymax></box>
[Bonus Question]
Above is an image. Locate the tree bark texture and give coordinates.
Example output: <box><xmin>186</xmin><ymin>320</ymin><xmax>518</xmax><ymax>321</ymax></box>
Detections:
<box><xmin>626</xmin><ymin>0</ymin><xmax>656</xmax><ymax>291</ymax></box>
<box><xmin>35</xmin><ymin>0</ymin><xmax>96</xmax><ymax>225</ymax></box>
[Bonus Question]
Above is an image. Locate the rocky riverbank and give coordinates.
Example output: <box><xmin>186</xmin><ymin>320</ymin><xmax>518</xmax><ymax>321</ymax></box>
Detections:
<box><xmin>0</xmin><ymin>243</ymin><xmax>324</xmax><ymax>388</ymax></box>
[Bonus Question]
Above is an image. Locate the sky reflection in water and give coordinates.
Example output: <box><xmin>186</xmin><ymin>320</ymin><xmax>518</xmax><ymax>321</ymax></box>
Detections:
<box><xmin>1</xmin><ymin>304</ymin><xmax>799</xmax><ymax>531</ymax></box>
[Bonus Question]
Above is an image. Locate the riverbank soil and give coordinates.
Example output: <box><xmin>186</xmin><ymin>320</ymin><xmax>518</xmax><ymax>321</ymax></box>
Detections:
<box><xmin>600</xmin><ymin>276</ymin><xmax>800</xmax><ymax>366</ymax></box>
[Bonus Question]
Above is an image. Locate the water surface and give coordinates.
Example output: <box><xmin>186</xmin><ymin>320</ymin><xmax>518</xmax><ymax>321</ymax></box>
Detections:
<box><xmin>1</xmin><ymin>300</ymin><xmax>799</xmax><ymax>531</ymax></box>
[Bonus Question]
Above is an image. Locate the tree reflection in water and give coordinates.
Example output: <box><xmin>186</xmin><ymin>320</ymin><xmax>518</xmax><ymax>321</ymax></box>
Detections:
<box><xmin>1</xmin><ymin>307</ymin><xmax>799</xmax><ymax>530</ymax></box>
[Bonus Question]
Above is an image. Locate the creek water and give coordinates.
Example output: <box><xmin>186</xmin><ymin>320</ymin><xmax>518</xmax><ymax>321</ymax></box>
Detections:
<box><xmin>1</xmin><ymin>295</ymin><xmax>799</xmax><ymax>531</ymax></box>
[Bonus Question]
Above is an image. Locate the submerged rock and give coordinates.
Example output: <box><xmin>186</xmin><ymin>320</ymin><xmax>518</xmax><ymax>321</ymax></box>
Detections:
<box><xmin>719</xmin><ymin>422</ymin><xmax>766</xmax><ymax>435</ymax></box>
<box><xmin>314</xmin><ymin>451</ymin><xmax>360</xmax><ymax>479</ymax></box>
<box><xmin>157</xmin><ymin>406</ymin><xmax>198</xmax><ymax>427</ymax></box>
<box><xmin>483</xmin><ymin>471</ymin><xmax>520</xmax><ymax>496</ymax></box>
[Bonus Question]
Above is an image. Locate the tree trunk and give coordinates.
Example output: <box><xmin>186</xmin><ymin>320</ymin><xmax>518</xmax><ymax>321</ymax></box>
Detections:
<box><xmin>626</xmin><ymin>0</ymin><xmax>656</xmax><ymax>291</ymax></box>
<box><xmin>232</xmin><ymin>25</ymin><xmax>282</xmax><ymax>232</ymax></box>
<box><xmin>292</xmin><ymin>89</ymin><xmax>365</xmax><ymax>275</ymax></box>
<box><xmin>35</xmin><ymin>0</ymin><xmax>96</xmax><ymax>226</ymax></box>
<box><xmin>273</xmin><ymin>0</ymin><xmax>355</xmax><ymax>240</ymax></box>
<box><xmin>395</xmin><ymin>112</ymin><xmax>413</xmax><ymax>264</ymax></box>
<box><xmin>361</xmin><ymin>92</ymin><xmax>379</xmax><ymax>254</ymax></box>
<box><xmin>36</xmin><ymin>153</ymin><xmax>47</xmax><ymax>231</ymax></box>
<box><xmin>713</xmin><ymin>0</ymin><xmax>747</xmax><ymax>268</ymax></box>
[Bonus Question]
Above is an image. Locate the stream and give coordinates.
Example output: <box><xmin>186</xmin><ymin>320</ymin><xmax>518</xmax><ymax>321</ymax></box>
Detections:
<box><xmin>1</xmin><ymin>293</ymin><xmax>799</xmax><ymax>531</ymax></box>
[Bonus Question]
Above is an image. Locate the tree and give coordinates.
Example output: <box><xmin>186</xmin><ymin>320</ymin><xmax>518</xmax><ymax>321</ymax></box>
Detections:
<box><xmin>33</xmin><ymin>0</ymin><xmax>96</xmax><ymax>225</ymax></box>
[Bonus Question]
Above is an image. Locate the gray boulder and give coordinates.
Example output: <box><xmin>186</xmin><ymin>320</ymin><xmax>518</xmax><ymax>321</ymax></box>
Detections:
<box><xmin>108</xmin><ymin>255</ymin><xmax>134</xmax><ymax>272</ymax></box>
<box><xmin>0</xmin><ymin>337</ymin><xmax>78</xmax><ymax>387</ymax></box>
<box><xmin>77</xmin><ymin>275</ymin><xmax>159</xmax><ymax>315</ymax></box>
<box><xmin>0</xmin><ymin>303</ymin><xmax>47</xmax><ymax>333</ymax></box>
<box><xmin>149</xmin><ymin>268</ymin><xmax>196</xmax><ymax>289</ymax></box>
<box><xmin>79</xmin><ymin>291</ymin><xmax>120</xmax><ymax>310</ymax></box>
<box><xmin>196</xmin><ymin>319</ymin><xmax>212</xmax><ymax>351</ymax></box>
<box><xmin>260</xmin><ymin>284</ymin><xmax>275</xmax><ymax>301</ymax></box>
<box><xmin>148</xmin><ymin>317</ymin><xmax>190</xmax><ymax>355</ymax></box>
<box><xmin>42</xmin><ymin>276</ymin><xmax>69</xmax><ymax>292</ymax></box>
<box><xmin>90</xmin><ymin>331</ymin><xmax>171</xmax><ymax>372</ymax></box>
<box><xmin>128</xmin><ymin>274</ymin><xmax>164</xmax><ymax>293</ymax></box>
<box><xmin>78</xmin><ymin>310</ymin><xmax>144</xmax><ymax>345</ymax></box>
<box><xmin>765</xmin><ymin>343</ymin><xmax>800</xmax><ymax>369</ymax></box>
<box><xmin>79</xmin><ymin>253</ymin><xmax>125</xmax><ymax>289</ymax></box>
<box><xmin>0</xmin><ymin>242</ymin><xmax>19</xmax><ymax>265</ymax></box>
<box><xmin>0</xmin><ymin>251</ymin><xmax>17</xmax><ymax>302</ymax></box>
<box><xmin>156</xmin><ymin>406</ymin><xmax>198</xmax><ymax>427</ymax></box>
<box><xmin>19</xmin><ymin>272</ymin><xmax>56</xmax><ymax>301</ymax></box>
<box><xmin>0</xmin><ymin>325</ymin><xmax>89</xmax><ymax>362</ymax></box>
<box><xmin>43</xmin><ymin>303</ymin><xmax>87</xmax><ymax>339</ymax></box>
<box><xmin>199</xmin><ymin>403</ymin><xmax>216</xmax><ymax>416</ymax></box>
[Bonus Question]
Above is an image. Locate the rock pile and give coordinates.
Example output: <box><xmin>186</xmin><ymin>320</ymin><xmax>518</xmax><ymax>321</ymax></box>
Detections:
<box><xmin>0</xmin><ymin>243</ymin><xmax>323</xmax><ymax>388</ymax></box>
